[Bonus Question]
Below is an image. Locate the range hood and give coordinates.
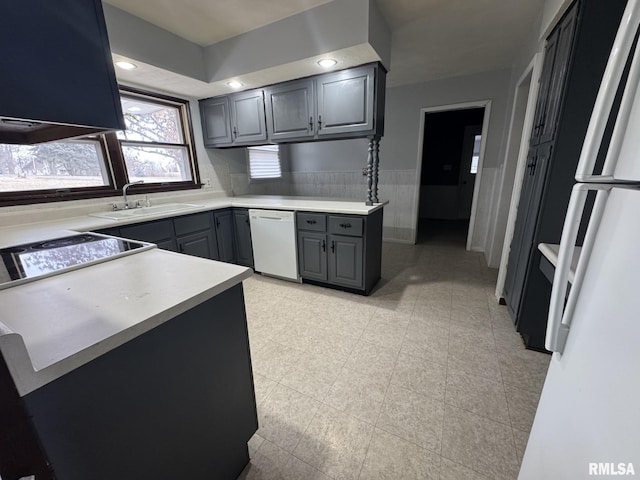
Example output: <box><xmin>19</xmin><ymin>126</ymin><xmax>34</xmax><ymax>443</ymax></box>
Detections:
<box><xmin>0</xmin><ymin>0</ymin><xmax>125</xmax><ymax>145</ymax></box>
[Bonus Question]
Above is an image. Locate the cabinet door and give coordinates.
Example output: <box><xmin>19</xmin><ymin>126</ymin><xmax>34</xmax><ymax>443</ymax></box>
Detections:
<box><xmin>316</xmin><ymin>65</ymin><xmax>375</xmax><ymax>136</ymax></box>
<box><xmin>200</xmin><ymin>97</ymin><xmax>232</xmax><ymax>146</ymax></box>
<box><xmin>328</xmin><ymin>234</ymin><xmax>363</xmax><ymax>289</ymax></box>
<box><xmin>177</xmin><ymin>231</ymin><xmax>217</xmax><ymax>260</ymax></box>
<box><xmin>297</xmin><ymin>231</ymin><xmax>327</xmax><ymax>282</ymax></box>
<box><xmin>229</xmin><ymin>90</ymin><xmax>267</xmax><ymax>143</ymax></box>
<box><xmin>214</xmin><ymin>210</ymin><xmax>236</xmax><ymax>263</ymax></box>
<box><xmin>119</xmin><ymin>219</ymin><xmax>178</xmax><ymax>252</ymax></box>
<box><xmin>539</xmin><ymin>6</ymin><xmax>578</xmax><ymax>144</ymax></box>
<box><xmin>503</xmin><ymin>144</ymin><xmax>552</xmax><ymax>319</ymax></box>
<box><xmin>233</xmin><ymin>210</ymin><xmax>254</xmax><ymax>267</ymax></box>
<box><xmin>264</xmin><ymin>79</ymin><xmax>315</xmax><ymax>142</ymax></box>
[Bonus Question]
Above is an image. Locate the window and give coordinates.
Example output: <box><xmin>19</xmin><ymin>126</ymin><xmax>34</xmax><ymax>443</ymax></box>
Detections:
<box><xmin>470</xmin><ymin>134</ymin><xmax>482</xmax><ymax>174</ymax></box>
<box><xmin>0</xmin><ymin>87</ymin><xmax>200</xmax><ymax>205</ymax></box>
<box><xmin>247</xmin><ymin>145</ymin><xmax>281</xmax><ymax>180</ymax></box>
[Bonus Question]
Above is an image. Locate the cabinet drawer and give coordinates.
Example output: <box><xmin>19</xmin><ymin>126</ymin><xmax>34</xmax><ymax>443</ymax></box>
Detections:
<box><xmin>174</xmin><ymin>212</ymin><xmax>212</xmax><ymax>236</ymax></box>
<box><xmin>297</xmin><ymin>212</ymin><xmax>326</xmax><ymax>232</ymax></box>
<box><xmin>120</xmin><ymin>219</ymin><xmax>174</xmax><ymax>243</ymax></box>
<box><xmin>327</xmin><ymin>216</ymin><xmax>363</xmax><ymax>236</ymax></box>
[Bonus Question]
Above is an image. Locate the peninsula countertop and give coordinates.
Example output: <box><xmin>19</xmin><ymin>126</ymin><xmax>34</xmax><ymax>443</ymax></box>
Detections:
<box><xmin>0</xmin><ymin>248</ymin><xmax>252</xmax><ymax>396</ymax></box>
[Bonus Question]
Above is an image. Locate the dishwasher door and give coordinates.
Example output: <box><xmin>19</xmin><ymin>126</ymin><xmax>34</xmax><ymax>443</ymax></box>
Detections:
<box><xmin>248</xmin><ymin>209</ymin><xmax>299</xmax><ymax>281</ymax></box>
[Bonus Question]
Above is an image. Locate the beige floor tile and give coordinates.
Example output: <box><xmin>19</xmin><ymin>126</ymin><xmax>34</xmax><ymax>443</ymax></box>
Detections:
<box><xmin>412</xmin><ymin>303</ymin><xmax>451</xmax><ymax>322</ymax></box>
<box><xmin>504</xmin><ymin>383</ymin><xmax>541</xmax><ymax>433</ymax></box>
<box><xmin>447</xmin><ymin>343</ymin><xmax>501</xmax><ymax>382</ymax></box>
<box><xmin>323</xmin><ymin>366</ymin><xmax>388</xmax><ymax>424</ymax></box>
<box><xmin>280</xmin><ymin>352</ymin><xmax>346</xmax><ymax>401</ymax></box>
<box><xmin>284</xmin><ymin>456</ymin><xmax>333</xmax><ymax>480</ymax></box>
<box><xmin>252</xmin><ymin>341</ymin><xmax>306</xmax><ymax>382</ymax></box>
<box><xmin>293</xmin><ymin>404</ymin><xmax>374</xmax><ymax>480</ymax></box>
<box><xmin>377</xmin><ymin>384</ymin><xmax>445</xmax><ymax>453</ymax></box>
<box><xmin>444</xmin><ymin>369</ymin><xmax>510</xmax><ymax>425</ymax></box>
<box><xmin>400</xmin><ymin>329</ymin><xmax>449</xmax><ymax>366</ymax></box>
<box><xmin>449</xmin><ymin>322</ymin><xmax>496</xmax><ymax>352</ymax></box>
<box><xmin>360</xmin><ymin>315</ymin><xmax>408</xmax><ymax>349</ymax></box>
<box><xmin>391</xmin><ymin>352</ymin><xmax>447</xmax><ymax>401</ymax></box>
<box><xmin>238</xmin><ymin>440</ymin><xmax>291</xmax><ymax>480</ymax></box>
<box><xmin>512</xmin><ymin>428</ymin><xmax>530</xmax><ymax>465</ymax></box>
<box><xmin>258</xmin><ymin>384</ymin><xmax>321</xmax><ymax>453</ymax></box>
<box><xmin>439</xmin><ymin>457</ymin><xmax>492</xmax><ymax>480</ymax></box>
<box><xmin>344</xmin><ymin>339</ymin><xmax>400</xmax><ymax>382</ymax></box>
<box><xmin>492</xmin><ymin>327</ymin><xmax>526</xmax><ymax>353</ymax></box>
<box><xmin>359</xmin><ymin>428</ymin><xmax>441</xmax><ymax>480</ymax></box>
<box><xmin>441</xmin><ymin>404</ymin><xmax>519</xmax><ymax>480</ymax></box>
<box><xmin>306</xmin><ymin>330</ymin><xmax>359</xmax><ymax>362</ymax></box>
<box><xmin>248</xmin><ymin>433</ymin><xmax>266</xmax><ymax>458</ymax></box>
<box><xmin>498</xmin><ymin>350</ymin><xmax>550</xmax><ymax>394</ymax></box>
<box><xmin>253</xmin><ymin>373</ymin><xmax>277</xmax><ymax>406</ymax></box>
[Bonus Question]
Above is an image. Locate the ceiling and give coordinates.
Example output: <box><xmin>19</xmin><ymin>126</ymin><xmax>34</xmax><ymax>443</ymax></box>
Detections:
<box><xmin>104</xmin><ymin>0</ymin><xmax>546</xmax><ymax>90</ymax></box>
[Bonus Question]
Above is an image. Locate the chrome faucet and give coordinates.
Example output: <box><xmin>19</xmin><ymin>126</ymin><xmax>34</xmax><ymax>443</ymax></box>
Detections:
<box><xmin>122</xmin><ymin>180</ymin><xmax>144</xmax><ymax>209</ymax></box>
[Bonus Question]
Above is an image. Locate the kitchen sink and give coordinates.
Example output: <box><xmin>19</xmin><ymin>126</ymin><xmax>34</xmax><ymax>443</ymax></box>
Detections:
<box><xmin>90</xmin><ymin>203</ymin><xmax>204</xmax><ymax>220</ymax></box>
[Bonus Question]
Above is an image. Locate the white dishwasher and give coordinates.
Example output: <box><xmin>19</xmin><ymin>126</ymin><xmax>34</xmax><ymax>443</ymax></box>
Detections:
<box><xmin>249</xmin><ymin>209</ymin><xmax>300</xmax><ymax>281</ymax></box>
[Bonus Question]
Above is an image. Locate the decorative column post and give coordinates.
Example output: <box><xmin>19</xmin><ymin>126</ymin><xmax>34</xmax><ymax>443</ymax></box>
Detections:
<box><xmin>372</xmin><ymin>136</ymin><xmax>380</xmax><ymax>203</ymax></box>
<box><xmin>366</xmin><ymin>138</ymin><xmax>374</xmax><ymax>206</ymax></box>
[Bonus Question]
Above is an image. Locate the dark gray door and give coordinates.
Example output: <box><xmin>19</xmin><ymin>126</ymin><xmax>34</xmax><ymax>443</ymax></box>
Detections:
<box><xmin>214</xmin><ymin>210</ymin><xmax>236</xmax><ymax>263</ymax></box>
<box><xmin>316</xmin><ymin>65</ymin><xmax>374</xmax><ymax>136</ymax></box>
<box><xmin>233</xmin><ymin>210</ymin><xmax>254</xmax><ymax>267</ymax></box>
<box><xmin>229</xmin><ymin>90</ymin><xmax>267</xmax><ymax>143</ymax></box>
<box><xmin>298</xmin><ymin>231</ymin><xmax>327</xmax><ymax>281</ymax></box>
<box><xmin>177</xmin><ymin>231</ymin><xmax>216</xmax><ymax>260</ymax></box>
<box><xmin>539</xmin><ymin>6</ymin><xmax>578</xmax><ymax>144</ymax></box>
<box><xmin>503</xmin><ymin>144</ymin><xmax>552</xmax><ymax>319</ymax></box>
<box><xmin>200</xmin><ymin>97</ymin><xmax>232</xmax><ymax>146</ymax></box>
<box><xmin>264</xmin><ymin>78</ymin><xmax>315</xmax><ymax>142</ymax></box>
<box><xmin>531</xmin><ymin>29</ymin><xmax>559</xmax><ymax>146</ymax></box>
<box><xmin>328</xmin><ymin>234</ymin><xmax>363</xmax><ymax>289</ymax></box>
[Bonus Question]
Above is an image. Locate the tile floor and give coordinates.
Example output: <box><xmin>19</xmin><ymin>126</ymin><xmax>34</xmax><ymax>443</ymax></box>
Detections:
<box><xmin>237</xmin><ymin>222</ymin><xmax>551</xmax><ymax>480</ymax></box>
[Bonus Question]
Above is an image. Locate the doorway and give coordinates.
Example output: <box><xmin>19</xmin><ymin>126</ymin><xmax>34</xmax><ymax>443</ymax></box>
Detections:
<box><xmin>416</xmin><ymin>107</ymin><xmax>486</xmax><ymax>246</ymax></box>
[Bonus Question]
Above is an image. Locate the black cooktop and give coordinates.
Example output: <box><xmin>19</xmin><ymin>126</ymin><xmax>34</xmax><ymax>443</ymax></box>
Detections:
<box><xmin>0</xmin><ymin>233</ymin><xmax>153</xmax><ymax>289</ymax></box>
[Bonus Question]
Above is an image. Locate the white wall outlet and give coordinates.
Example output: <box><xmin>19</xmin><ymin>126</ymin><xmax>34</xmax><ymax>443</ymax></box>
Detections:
<box><xmin>204</xmin><ymin>178</ymin><xmax>212</xmax><ymax>188</ymax></box>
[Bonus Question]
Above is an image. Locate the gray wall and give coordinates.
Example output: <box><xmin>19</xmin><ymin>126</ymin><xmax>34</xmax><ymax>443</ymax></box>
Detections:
<box><xmin>287</xmin><ymin>69</ymin><xmax>513</xmax><ymax>255</ymax></box>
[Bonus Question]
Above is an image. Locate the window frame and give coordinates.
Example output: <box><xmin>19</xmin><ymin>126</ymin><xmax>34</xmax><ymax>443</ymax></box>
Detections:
<box><xmin>0</xmin><ymin>86</ymin><xmax>201</xmax><ymax>206</ymax></box>
<box><xmin>246</xmin><ymin>144</ymin><xmax>282</xmax><ymax>182</ymax></box>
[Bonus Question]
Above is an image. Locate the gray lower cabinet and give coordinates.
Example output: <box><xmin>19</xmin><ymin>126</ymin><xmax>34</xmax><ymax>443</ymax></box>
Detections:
<box><xmin>297</xmin><ymin>231</ymin><xmax>328</xmax><ymax>281</ymax></box>
<box><xmin>214</xmin><ymin>210</ymin><xmax>236</xmax><ymax>263</ymax></box>
<box><xmin>233</xmin><ymin>209</ymin><xmax>254</xmax><ymax>267</ymax></box>
<box><xmin>177</xmin><ymin>230</ymin><xmax>217</xmax><ymax>260</ymax></box>
<box><xmin>296</xmin><ymin>209</ymin><xmax>382</xmax><ymax>295</ymax></box>
<box><xmin>328</xmin><ymin>234</ymin><xmax>363</xmax><ymax>289</ymax></box>
<box><xmin>118</xmin><ymin>219</ymin><xmax>178</xmax><ymax>253</ymax></box>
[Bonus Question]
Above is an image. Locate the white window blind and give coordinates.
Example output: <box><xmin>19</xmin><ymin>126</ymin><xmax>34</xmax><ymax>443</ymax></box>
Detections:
<box><xmin>248</xmin><ymin>145</ymin><xmax>281</xmax><ymax>180</ymax></box>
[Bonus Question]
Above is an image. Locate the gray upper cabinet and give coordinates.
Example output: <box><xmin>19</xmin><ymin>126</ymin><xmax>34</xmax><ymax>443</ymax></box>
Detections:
<box><xmin>229</xmin><ymin>90</ymin><xmax>267</xmax><ymax>143</ymax></box>
<box><xmin>200</xmin><ymin>97</ymin><xmax>233</xmax><ymax>146</ymax></box>
<box><xmin>199</xmin><ymin>62</ymin><xmax>386</xmax><ymax>147</ymax></box>
<box><xmin>264</xmin><ymin>78</ymin><xmax>315</xmax><ymax>142</ymax></box>
<box><xmin>316</xmin><ymin>65</ymin><xmax>375</xmax><ymax>137</ymax></box>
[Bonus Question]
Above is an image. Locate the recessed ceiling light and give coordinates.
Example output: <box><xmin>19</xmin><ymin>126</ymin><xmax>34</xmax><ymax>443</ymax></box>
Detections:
<box><xmin>127</xmin><ymin>106</ymin><xmax>141</xmax><ymax>112</ymax></box>
<box><xmin>115</xmin><ymin>61</ymin><xmax>137</xmax><ymax>70</ymax></box>
<box><xmin>227</xmin><ymin>80</ymin><xmax>244</xmax><ymax>89</ymax></box>
<box><xmin>317</xmin><ymin>58</ymin><xmax>337</xmax><ymax>68</ymax></box>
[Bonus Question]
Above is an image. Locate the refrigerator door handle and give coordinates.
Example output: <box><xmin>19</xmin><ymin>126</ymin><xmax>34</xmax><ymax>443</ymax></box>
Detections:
<box><xmin>546</xmin><ymin>184</ymin><xmax>613</xmax><ymax>353</ymax></box>
<box><xmin>575</xmin><ymin>0</ymin><xmax>640</xmax><ymax>181</ymax></box>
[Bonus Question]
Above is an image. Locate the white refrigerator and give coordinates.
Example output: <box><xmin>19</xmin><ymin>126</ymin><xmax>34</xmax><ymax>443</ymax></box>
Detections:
<box><xmin>519</xmin><ymin>1</ymin><xmax>640</xmax><ymax>478</ymax></box>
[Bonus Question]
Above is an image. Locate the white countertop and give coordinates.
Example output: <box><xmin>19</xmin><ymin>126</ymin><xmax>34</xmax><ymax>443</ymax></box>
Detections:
<box><xmin>0</xmin><ymin>195</ymin><xmax>387</xmax><ymax>248</ymax></box>
<box><xmin>0</xmin><ymin>249</ymin><xmax>252</xmax><ymax>396</ymax></box>
<box><xmin>538</xmin><ymin>243</ymin><xmax>582</xmax><ymax>284</ymax></box>
<box><xmin>0</xmin><ymin>194</ymin><xmax>386</xmax><ymax>396</ymax></box>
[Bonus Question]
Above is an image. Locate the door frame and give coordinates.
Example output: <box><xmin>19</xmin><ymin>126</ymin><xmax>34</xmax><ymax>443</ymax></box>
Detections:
<box><xmin>495</xmin><ymin>53</ymin><xmax>544</xmax><ymax>299</ymax></box>
<box><xmin>411</xmin><ymin>100</ymin><xmax>492</xmax><ymax>250</ymax></box>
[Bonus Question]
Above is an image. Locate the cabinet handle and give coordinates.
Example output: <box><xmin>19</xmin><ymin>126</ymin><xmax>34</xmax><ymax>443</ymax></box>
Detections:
<box><xmin>216</xmin><ymin>218</ymin><xmax>221</xmax><ymax>227</ymax></box>
<box><xmin>330</xmin><ymin>240</ymin><xmax>335</xmax><ymax>253</ymax></box>
<box><xmin>233</xmin><ymin>126</ymin><xmax>238</xmax><ymax>138</ymax></box>
<box><xmin>246</xmin><ymin>217</ymin><xmax>250</xmax><ymax>225</ymax></box>
<box><xmin>527</xmin><ymin>159</ymin><xmax>537</xmax><ymax>176</ymax></box>
<box><xmin>306</xmin><ymin>219</ymin><xmax>316</xmax><ymax>225</ymax></box>
<box><xmin>339</xmin><ymin>223</ymin><xmax>352</xmax><ymax>229</ymax></box>
<box><xmin>317</xmin><ymin>115</ymin><xmax>322</xmax><ymax>130</ymax></box>
<box><xmin>309</xmin><ymin>116</ymin><xmax>314</xmax><ymax>132</ymax></box>
<box><xmin>322</xmin><ymin>239</ymin><xmax>326</xmax><ymax>252</ymax></box>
